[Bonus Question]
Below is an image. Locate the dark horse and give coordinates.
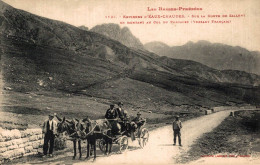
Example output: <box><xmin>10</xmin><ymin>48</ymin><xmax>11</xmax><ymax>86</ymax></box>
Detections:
<box><xmin>57</xmin><ymin>116</ymin><xmax>113</xmax><ymax>161</ymax></box>
<box><xmin>83</xmin><ymin>117</ymin><xmax>113</xmax><ymax>160</ymax></box>
<box><xmin>57</xmin><ymin>117</ymin><xmax>84</xmax><ymax>159</ymax></box>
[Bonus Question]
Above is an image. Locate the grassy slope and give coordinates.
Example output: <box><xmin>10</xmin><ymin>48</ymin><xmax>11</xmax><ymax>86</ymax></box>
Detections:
<box><xmin>0</xmin><ymin>89</ymin><xmax>181</xmax><ymax>130</ymax></box>
<box><xmin>0</xmin><ymin>1</ymin><xmax>260</xmax><ymax>131</ymax></box>
<box><xmin>177</xmin><ymin>110</ymin><xmax>260</xmax><ymax>163</ymax></box>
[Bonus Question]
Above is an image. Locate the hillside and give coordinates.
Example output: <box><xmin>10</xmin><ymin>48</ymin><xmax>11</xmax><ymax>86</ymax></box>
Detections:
<box><xmin>144</xmin><ymin>41</ymin><xmax>260</xmax><ymax>75</ymax></box>
<box><xmin>0</xmin><ymin>0</ymin><xmax>259</xmax><ymax>117</ymax></box>
<box><xmin>90</xmin><ymin>23</ymin><xmax>144</xmax><ymax>50</ymax></box>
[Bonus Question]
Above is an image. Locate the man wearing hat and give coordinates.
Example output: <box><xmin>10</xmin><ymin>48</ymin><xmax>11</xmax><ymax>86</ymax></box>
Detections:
<box><xmin>115</xmin><ymin>102</ymin><xmax>127</xmax><ymax>121</ymax></box>
<box><xmin>105</xmin><ymin>104</ymin><xmax>117</xmax><ymax>120</ymax></box>
<box><xmin>114</xmin><ymin>102</ymin><xmax>130</xmax><ymax>134</ymax></box>
<box><xmin>132</xmin><ymin>112</ymin><xmax>145</xmax><ymax>125</ymax></box>
<box><xmin>131</xmin><ymin>112</ymin><xmax>146</xmax><ymax>140</ymax></box>
<box><xmin>105</xmin><ymin>104</ymin><xmax>121</xmax><ymax>135</ymax></box>
<box><xmin>42</xmin><ymin>113</ymin><xmax>58</xmax><ymax>157</ymax></box>
<box><xmin>172</xmin><ymin>115</ymin><xmax>182</xmax><ymax>146</ymax></box>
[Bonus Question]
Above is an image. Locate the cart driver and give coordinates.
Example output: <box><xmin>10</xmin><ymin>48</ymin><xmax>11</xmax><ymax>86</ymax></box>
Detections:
<box><xmin>115</xmin><ymin>102</ymin><xmax>130</xmax><ymax>133</ymax></box>
<box><xmin>132</xmin><ymin>112</ymin><xmax>146</xmax><ymax>128</ymax></box>
<box><xmin>115</xmin><ymin>102</ymin><xmax>128</xmax><ymax>121</ymax></box>
<box><xmin>130</xmin><ymin>112</ymin><xmax>146</xmax><ymax>140</ymax></box>
<box><xmin>105</xmin><ymin>104</ymin><xmax>121</xmax><ymax>135</ymax></box>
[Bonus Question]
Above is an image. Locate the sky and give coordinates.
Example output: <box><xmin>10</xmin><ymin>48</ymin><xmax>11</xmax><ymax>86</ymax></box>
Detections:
<box><xmin>2</xmin><ymin>0</ymin><xmax>260</xmax><ymax>51</ymax></box>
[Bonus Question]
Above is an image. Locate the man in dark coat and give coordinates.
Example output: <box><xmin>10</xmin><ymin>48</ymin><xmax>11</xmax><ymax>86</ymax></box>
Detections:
<box><xmin>115</xmin><ymin>102</ymin><xmax>129</xmax><ymax>121</ymax></box>
<box><xmin>115</xmin><ymin>102</ymin><xmax>123</xmax><ymax>120</ymax></box>
<box><xmin>42</xmin><ymin>113</ymin><xmax>58</xmax><ymax>157</ymax></box>
<box><xmin>105</xmin><ymin>104</ymin><xmax>121</xmax><ymax>135</ymax></box>
<box><xmin>105</xmin><ymin>104</ymin><xmax>117</xmax><ymax>119</ymax></box>
<box><xmin>115</xmin><ymin>102</ymin><xmax>130</xmax><ymax>133</ymax></box>
<box><xmin>172</xmin><ymin>115</ymin><xmax>182</xmax><ymax>146</ymax></box>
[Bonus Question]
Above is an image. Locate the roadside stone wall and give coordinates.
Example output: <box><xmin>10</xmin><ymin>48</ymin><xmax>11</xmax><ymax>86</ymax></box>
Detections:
<box><xmin>212</xmin><ymin>106</ymin><xmax>257</xmax><ymax>112</ymax></box>
<box><xmin>0</xmin><ymin>128</ymin><xmax>43</xmax><ymax>163</ymax></box>
<box><xmin>213</xmin><ymin>106</ymin><xmax>237</xmax><ymax>112</ymax></box>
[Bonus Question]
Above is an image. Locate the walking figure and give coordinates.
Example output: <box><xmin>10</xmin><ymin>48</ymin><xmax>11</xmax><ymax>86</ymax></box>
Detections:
<box><xmin>172</xmin><ymin>115</ymin><xmax>182</xmax><ymax>146</ymax></box>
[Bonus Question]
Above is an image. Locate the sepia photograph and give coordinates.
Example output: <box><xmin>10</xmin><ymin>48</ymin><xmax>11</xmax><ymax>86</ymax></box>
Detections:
<box><xmin>0</xmin><ymin>0</ymin><xmax>259</xmax><ymax>164</ymax></box>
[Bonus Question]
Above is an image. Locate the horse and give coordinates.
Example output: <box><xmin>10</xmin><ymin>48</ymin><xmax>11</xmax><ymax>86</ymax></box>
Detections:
<box><xmin>57</xmin><ymin>116</ymin><xmax>113</xmax><ymax>161</ymax></box>
<box><xmin>82</xmin><ymin>117</ymin><xmax>113</xmax><ymax>160</ymax></box>
<box><xmin>57</xmin><ymin>117</ymin><xmax>84</xmax><ymax>159</ymax></box>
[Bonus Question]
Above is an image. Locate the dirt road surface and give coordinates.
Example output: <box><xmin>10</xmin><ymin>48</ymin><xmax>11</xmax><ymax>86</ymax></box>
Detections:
<box><xmin>75</xmin><ymin>110</ymin><xmax>232</xmax><ymax>165</ymax></box>
<box><xmin>10</xmin><ymin>110</ymin><xmax>234</xmax><ymax>164</ymax></box>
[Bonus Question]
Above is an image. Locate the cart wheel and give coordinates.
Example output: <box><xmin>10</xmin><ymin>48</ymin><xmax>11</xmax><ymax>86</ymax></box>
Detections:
<box><xmin>98</xmin><ymin>139</ymin><xmax>106</xmax><ymax>153</ymax></box>
<box><xmin>119</xmin><ymin>136</ymin><xmax>128</xmax><ymax>153</ymax></box>
<box><xmin>139</xmin><ymin>128</ymin><xmax>149</xmax><ymax>148</ymax></box>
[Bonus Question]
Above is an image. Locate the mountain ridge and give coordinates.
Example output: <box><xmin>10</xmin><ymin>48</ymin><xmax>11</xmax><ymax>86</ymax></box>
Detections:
<box><xmin>144</xmin><ymin>41</ymin><xmax>260</xmax><ymax>75</ymax></box>
<box><xmin>0</xmin><ymin>0</ymin><xmax>259</xmax><ymax>112</ymax></box>
<box><xmin>90</xmin><ymin>23</ymin><xmax>144</xmax><ymax>50</ymax></box>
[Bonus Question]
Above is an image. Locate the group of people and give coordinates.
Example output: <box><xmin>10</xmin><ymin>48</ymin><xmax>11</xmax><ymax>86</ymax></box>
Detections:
<box><xmin>41</xmin><ymin>102</ymin><xmax>182</xmax><ymax>158</ymax></box>
<box><xmin>105</xmin><ymin>102</ymin><xmax>146</xmax><ymax>137</ymax></box>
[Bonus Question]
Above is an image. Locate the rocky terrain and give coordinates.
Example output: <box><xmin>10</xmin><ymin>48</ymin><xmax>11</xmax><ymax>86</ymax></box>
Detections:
<box><xmin>90</xmin><ymin>23</ymin><xmax>144</xmax><ymax>50</ymax></box>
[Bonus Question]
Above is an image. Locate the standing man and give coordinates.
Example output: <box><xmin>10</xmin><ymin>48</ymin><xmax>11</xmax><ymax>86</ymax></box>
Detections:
<box><xmin>172</xmin><ymin>115</ymin><xmax>182</xmax><ymax>146</ymax></box>
<box><xmin>42</xmin><ymin>113</ymin><xmax>58</xmax><ymax>157</ymax></box>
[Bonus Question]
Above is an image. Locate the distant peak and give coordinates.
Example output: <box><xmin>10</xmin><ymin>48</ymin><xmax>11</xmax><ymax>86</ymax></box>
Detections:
<box><xmin>185</xmin><ymin>40</ymin><xmax>212</xmax><ymax>46</ymax></box>
<box><xmin>90</xmin><ymin>23</ymin><xmax>144</xmax><ymax>49</ymax></box>
<box><xmin>146</xmin><ymin>41</ymin><xmax>169</xmax><ymax>47</ymax></box>
<box><xmin>106</xmin><ymin>23</ymin><xmax>120</xmax><ymax>26</ymax></box>
<box><xmin>78</xmin><ymin>25</ymin><xmax>88</xmax><ymax>31</ymax></box>
<box><xmin>185</xmin><ymin>40</ymin><xmax>211</xmax><ymax>46</ymax></box>
<box><xmin>196</xmin><ymin>40</ymin><xmax>211</xmax><ymax>45</ymax></box>
<box><xmin>98</xmin><ymin>23</ymin><xmax>120</xmax><ymax>28</ymax></box>
<box><xmin>121</xmin><ymin>26</ymin><xmax>130</xmax><ymax>31</ymax></box>
<box><xmin>186</xmin><ymin>41</ymin><xmax>194</xmax><ymax>45</ymax></box>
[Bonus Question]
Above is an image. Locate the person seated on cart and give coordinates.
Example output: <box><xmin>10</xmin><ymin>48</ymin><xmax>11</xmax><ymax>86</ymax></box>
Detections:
<box><xmin>115</xmin><ymin>102</ymin><xmax>130</xmax><ymax>133</ymax></box>
<box><xmin>121</xmin><ymin>110</ymin><xmax>131</xmax><ymax>134</ymax></box>
<box><xmin>105</xmin><ymin>104</ymin><xmax>121</xmax><ymax>135</ymax></box>
<box><xmin>130</xmin><ymin>112</ymin><xmax>146</xmax><ymax>140</ymax></box>
<box><xmin>115</xmin><ymin>102</ymin><xmax>128</xmax><ymax>121</ymax></box>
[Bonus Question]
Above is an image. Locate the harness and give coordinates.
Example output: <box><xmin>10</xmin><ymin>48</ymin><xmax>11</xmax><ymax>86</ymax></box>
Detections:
<box><xmin>61</xmin><ymin>118</ymin><xmax>114</xmax><ymax>140</ymax></box>
<box><xmin>61</xmin><ymin>120</ymin><xmax>98</xmax><ymax>140</ymax></box>
<box><xmin>82</xmin><ymin>123</ymin><xmax>98</xmax><ymax>138</ymax></box>
<box><xmin>78</xmin><ymin>119</ymin><xmax>108</xmax><ymax>139</ymax></box>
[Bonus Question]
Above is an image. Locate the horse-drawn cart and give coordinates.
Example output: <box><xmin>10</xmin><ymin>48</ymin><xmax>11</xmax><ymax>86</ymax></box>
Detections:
<box><xmin>57</xmin><ymin>116</ymin><xmax>149</xmax><ymax>160</ymax></box>
<box><xmin>99</xmin><ymin>135</ymin><xmax>129</xmax><ymax>153</ymax></box>
<box><xmin>98</xmin><ymin>121</ymin><xmax>149</xmax><ymax>153</ymax></box>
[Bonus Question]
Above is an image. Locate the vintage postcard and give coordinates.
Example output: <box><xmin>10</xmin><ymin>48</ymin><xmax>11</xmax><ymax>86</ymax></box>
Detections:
<box><xmin>0</xmin><ymin>0</ymin><xmax>259</xmax><ymax>164</ymax></box>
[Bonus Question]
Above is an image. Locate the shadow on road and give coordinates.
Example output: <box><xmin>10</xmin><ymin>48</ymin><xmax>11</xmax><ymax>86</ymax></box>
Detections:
<box><xmin>158</xmin><ymin>144</ymin><xmax>174</xmax><ymax>146</ymax></box>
